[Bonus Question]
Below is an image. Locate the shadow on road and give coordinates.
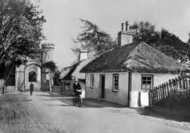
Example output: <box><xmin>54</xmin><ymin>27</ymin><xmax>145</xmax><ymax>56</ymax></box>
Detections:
<box><xmin>137</xmin><ymin>97</ymin><xmax>190</xmax><ymax>123</ymax></box>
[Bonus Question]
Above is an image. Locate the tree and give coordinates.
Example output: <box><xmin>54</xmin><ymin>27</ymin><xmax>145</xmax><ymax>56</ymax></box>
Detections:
<box><xmin>43</xmin><ymin>61</ymin><xmax>61</xmax><ymax>86</ymax></box>
<box><xmin>130</xmin><ymin>21</ymin><xmax>159</xmax><ymax>44</ymax></box>
<box><xmin>53</xmin><ymin>71</ymin><xmax>61</xmax><ymax>86</ymax></box>
<box><xmin>42</xmin><ymin>61</ymin><xmax>57</xmax><ymax>72</ymax></box>
<box><xmin>75</xmin><ymin>19</ymin><xmax>115</xmax><ymax>54</ymax></box>
<box><xmin>131</xmin><ymin>21</ymin><xmax>190</xmax><ymax>62</ymax></box>
<box><xmin>0</xmin><ymin>0</ymin><xmax>45</xmax><ymax>83</ymax></box>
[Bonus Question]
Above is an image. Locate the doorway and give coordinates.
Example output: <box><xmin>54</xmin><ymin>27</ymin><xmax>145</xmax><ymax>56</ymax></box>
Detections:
<box><xmin>128</xmin><ymin>72</ymin><xmax>132</xmax><ymax>106</ymax></box>
<box><xmin>100</xmin><ymin>74</ymin><xmax>105</xmax><ymax>98</ymax></box>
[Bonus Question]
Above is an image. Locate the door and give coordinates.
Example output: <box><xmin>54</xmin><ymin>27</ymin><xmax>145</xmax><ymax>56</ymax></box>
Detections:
<box><xmin>128</xmin><ymin>72</ymin><xmax>132</xmax><ymax>106</ymax></box>
<box><xmin>100</xmin><ymin>74</ymin><xmax>105</xmax><ymax>98</ymax></box>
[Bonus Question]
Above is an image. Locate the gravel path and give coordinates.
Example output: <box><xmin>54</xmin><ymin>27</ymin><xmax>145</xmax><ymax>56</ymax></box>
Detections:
<box><xmin>0</xmin><ymin>91</ymin><xmax>190</xmax><ymax>133</ymax></box>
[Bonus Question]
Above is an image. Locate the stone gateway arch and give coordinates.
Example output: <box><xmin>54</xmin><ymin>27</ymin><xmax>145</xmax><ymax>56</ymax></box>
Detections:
<box><xmin>15</xmin><ymin>43</ymin><xmax>54</xmax><ymax>91</ymax></box>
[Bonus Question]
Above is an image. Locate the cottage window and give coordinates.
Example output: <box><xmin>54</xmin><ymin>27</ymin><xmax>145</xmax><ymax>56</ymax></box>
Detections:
<box><xmin>141</xmin><ymin>74</ymin><xmax>153</xmax><ymax>90</ymax></box>
<box><xmin>112</xmin><ymin>74</ymin><xmax>119</xmax><ymax>91</ymax></box>
<box><xmin>90</xmin><ymin>74</ymin><xmax>94</xmax><ymax>88</ymax></box>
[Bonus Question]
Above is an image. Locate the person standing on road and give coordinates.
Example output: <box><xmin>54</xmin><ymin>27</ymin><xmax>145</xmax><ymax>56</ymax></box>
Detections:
<box><xmin>30</xmin><ymin>83</ymin><xmax>34</xmax><ymax>96</ymax></box>
<box><xmin>73</xmin><ymin>79</ymin><xmax>82</xmax><ymax>106</ymax></box>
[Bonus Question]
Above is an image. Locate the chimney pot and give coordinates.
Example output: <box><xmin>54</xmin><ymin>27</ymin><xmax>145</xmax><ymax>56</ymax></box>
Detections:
<box><xmin>125</xmin><ymin>21</ymin><xmax>129</xmax><ymax>31</ymax></box>
<box><xmin>78</xmin><ymin>50</ymin><xmax>88</xmax><ymax>61</ymax></box>
<box><xmin>121</xmin><ymin>23</ymin><xmax>124</xmax><ymax>31</ymax></box>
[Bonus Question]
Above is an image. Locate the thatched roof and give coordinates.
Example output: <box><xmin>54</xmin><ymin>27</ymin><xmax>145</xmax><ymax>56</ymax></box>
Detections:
<box><xmin>81</xmin><ymin>42</ymin><xmax>190</xmax><ymax>73</ymax></box>
<box><xmin>60</xmin><ymin>55</ymin><xmax>99</xmax><ymax>80</ymax></box>
<box><xmin>60</xmin><ymin>63</ymin><xmax>79</xmax><ymax>80</ymax></box>
<box><xmin>72</xmin><ymin>56</ymin><xmax>99</xmax><ymax>79</ymax></box>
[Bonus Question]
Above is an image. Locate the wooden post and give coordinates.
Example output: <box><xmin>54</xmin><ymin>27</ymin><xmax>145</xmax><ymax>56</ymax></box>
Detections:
<box><xmin>161</xmin><ymin>84</ymin><xmax>164</xmax><ymax>100</ymax></box>
<box><xmin>169</xmin><ymin>79</ymin><xmax>172</xmax><ymax>94</ymax></box>
<box><xmin>157</xmin><ymin>87</ymin><xmax>159</xmax><ymax>102</ymax></box>
<box><xmin>174</xmin><ymin>78</ymin><xmax>178</xmax><ymax>91</ymax></box>
<box><xmin>185</xmin><ymin>78</ymin><xmax>188</xmax><ymax>90</ymax></box>
<box><xmin>149</xmin><ymin>90</ymin><xmax>152</xmax><ymax>106</ymax></box>
<box><xmin>187</xmin><ymin>78</ymin><xmax>190</xmax><ymax>89</ymax></box>
<box><xmin>166</xmin><ymin>83</ymin><xmax>169</xmax><ymax>97</ymax></box>
<box><xmin>163</xmin><ymin>84</ymin><xmax>166</xmax><ymax>99</ymax></box>
<box><xmin>183</xmin><ymin>77</ymin><xmax>186</xmax><ymax>89</ymax></box>
<box><xmin>158</xmin><ymin>86</ymin><xmax>161</xmax><ymax>101</ymax></box>
<box><xmin>179</xmin><ymin>77</ymin><xmax>182</xmax><ymax>90</ymax></box>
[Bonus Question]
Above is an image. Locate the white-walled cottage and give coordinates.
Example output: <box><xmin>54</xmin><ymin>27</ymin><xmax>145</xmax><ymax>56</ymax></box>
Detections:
<box><xmin>80</xmin><ymin>21</ymin><xmax>190</xmax><ymax>107</ymax></box>
<box><xmin>81</xmin><ymin>42</ymin><xmax>190</xmax><ymax>107</ymax></box>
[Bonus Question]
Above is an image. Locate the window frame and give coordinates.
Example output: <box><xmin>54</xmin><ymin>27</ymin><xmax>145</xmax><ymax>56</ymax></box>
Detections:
<box><xmin>112</xmin><ymin>73</ymin><xmax>119</xmax><ymax>92</ymax></box>
<box><xmin>141</xmin><ymin>74</ymin><xmax>153</xmax><ymax>91</ymax></box>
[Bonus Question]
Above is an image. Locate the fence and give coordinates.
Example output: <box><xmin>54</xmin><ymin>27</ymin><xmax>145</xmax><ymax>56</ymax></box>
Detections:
<box><xmin>149</xmin><ymin>75</ymin><xmax>190</xmax><ymax>106</ymax></box>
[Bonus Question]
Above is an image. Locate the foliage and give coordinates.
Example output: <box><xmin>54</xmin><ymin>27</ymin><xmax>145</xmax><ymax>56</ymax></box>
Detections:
<box><xmin>130</xmin><ymin>21</ymin><xmax>159</xmax><ymax>43</ymax></box>
<box><xmin>0</xmin><ymin>0</ymin><xmax>46</xmax><ymax>79</ymax></box>
<box><xmin>53</xmin><ymin>71</ymin><xmax>61</xmax><ymax>86</ymax></box>
<box><xmin>42</xmin><ymin>61</ymin><xmax>62</xmax><ymax>86</ymax></box>
<box><xmin>158</xmin><ymin>29</ymin><xmax>190</xmax><ymax>62</ymax></box>
<box><xmin>42</xmin><ymin>61</ymin><xmax>57</xmax><ymax>72</ymax></box>
<box><xmin>74</xmin><ymin>19</ymin><xmax>115</xmax><ymax>54</ymax></box>
<box><xmin>131</xmin><ymin>21</ymin><xmax>190</xmax><ymax>62</ymax></box>
<box><xmin>75</xmin><ymin>19</ymin><xmax>190</xmax><ymax>63</ymax></box>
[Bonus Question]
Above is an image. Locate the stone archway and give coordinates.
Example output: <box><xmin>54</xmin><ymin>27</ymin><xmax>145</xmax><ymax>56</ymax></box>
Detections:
<box><xmin>25</xmin><ymin>63</ymin><xmax>41</xmax><ymax>91</ymax></box>
<box><xmin>29</xmin><ymin>71</ymin><xmax>37</xmax><ymax>82</ymax></box>
<box><xmin>16</xmin><ymin>63</ymin><xmax>41</xmax><ymax>91</ymax></box>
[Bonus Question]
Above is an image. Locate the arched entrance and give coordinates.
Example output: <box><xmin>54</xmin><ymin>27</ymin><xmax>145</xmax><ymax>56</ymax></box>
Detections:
<box><xmin>29</xmin><ymin>71</ymin><xmax>37</xmax><ymax>82</ymax></box>
<box><xmin>25</xmin><ymin>63</ymin><xmax>41</xmax><ymax>91</ymax></box>
<box><xmin>16</xmin><ymin>63</ymin><xmax>41</xmax><ymax>91</ymax></box>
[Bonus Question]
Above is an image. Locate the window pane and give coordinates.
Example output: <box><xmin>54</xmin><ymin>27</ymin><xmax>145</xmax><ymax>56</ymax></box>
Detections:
<box><xmin>142</xmin><ymin>81</ymin><xmax>147</xmax><ymax>84</ymax></box>
<box><xmin>113</xmin><ymin>74</ymin><xmax>119</xmax><ymax>90</ymax></box>
<box><xmin>142</xmin><ymin>75</ymin><xmax>153</xmax><ymax>90</ymax></box>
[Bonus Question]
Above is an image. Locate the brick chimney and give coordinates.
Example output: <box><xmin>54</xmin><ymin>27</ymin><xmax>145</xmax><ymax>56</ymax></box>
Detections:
<box><xmin>78</xmin><ymin>50</ymin><xmax>88</xmax><ymax>61</ymax></box>
<box><xmin>118</xmin><ymin>21</ymin><xmax>137</xmax><ymax>46</ymax></box>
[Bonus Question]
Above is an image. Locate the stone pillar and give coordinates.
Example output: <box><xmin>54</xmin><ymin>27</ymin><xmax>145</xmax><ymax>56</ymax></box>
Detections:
<box><xmin>41</xmin><ymin>43</ymin><xmax>55</xmax><ymax>91</ymax></box>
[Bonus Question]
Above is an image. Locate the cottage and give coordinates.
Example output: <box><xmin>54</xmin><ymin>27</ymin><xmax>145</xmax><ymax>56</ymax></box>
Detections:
<box><xmin>80</xmin><ymin>22</ymin><xmax>190</xmax><ymax>107</ymax></box>
<box><xmin>60</xmin><ymin>63</ymin><xmax>79</xmax><ymax>92</ymax></box>
<box><xmin>60</xmin><ymin>50</ymin><xmax>97</xmax><ymax>95</ymax></box>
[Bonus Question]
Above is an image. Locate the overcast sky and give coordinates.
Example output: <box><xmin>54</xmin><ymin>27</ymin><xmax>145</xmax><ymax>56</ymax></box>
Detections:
<box><xmin>39</xmin><ymin>0</ymin><xmax>190</xmax><ymax>69</ymax></box>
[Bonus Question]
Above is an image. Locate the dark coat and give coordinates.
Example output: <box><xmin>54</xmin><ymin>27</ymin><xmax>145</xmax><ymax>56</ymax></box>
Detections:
<box><xmin>30</xmin><ymin>83</ymin><xmax>34</xmax><ymax>91</ymax></box>
<box><xmin>73</xmin><ymin>82</ymin><xmax>81</xmax><ymax>95</ymax></box>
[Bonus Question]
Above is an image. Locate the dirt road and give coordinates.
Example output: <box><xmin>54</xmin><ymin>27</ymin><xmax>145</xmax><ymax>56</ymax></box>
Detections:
<box><xmin>0</xmin><ymin>91</ymin><xmax>190</xmax><ymax>133</ymax></box>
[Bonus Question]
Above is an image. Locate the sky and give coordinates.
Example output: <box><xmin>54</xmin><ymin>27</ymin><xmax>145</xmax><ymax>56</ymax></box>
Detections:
<box><xmin>38</xmin><ymin>0</ymin><xmax>190</xmax><ymax>69</ymax></box>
